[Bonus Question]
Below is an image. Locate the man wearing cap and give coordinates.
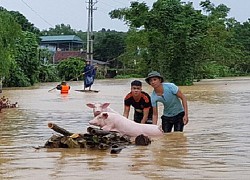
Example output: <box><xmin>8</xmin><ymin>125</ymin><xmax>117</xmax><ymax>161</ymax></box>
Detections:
<box><xmin>145</xmin><ymin>71</ymin><xmax>189</xmax><ymax>132</ymax></box>
<box><xmin>123</xmin><ymin>80</ymin><xmax>153</xmax><ymax>124</ymax></box>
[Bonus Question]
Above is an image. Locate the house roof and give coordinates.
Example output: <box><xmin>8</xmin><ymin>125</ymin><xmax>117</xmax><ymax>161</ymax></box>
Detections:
<box><xmin>54</xmin><ymin>51</ymin><xmax>109</xmax><ymax>65</ymax></box>
<box><xmin>54</xmin><ymin>51</ymin><xmax>84</xmax><ymax>63</ymax></box>
<box><xmin>40</xmin><ymin>35</ymin><xmax>83</xmax><ymax>44</ymax></box>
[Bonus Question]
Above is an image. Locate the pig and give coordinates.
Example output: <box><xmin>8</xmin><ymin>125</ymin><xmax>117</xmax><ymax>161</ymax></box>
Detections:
<box><xmin>89</xmin><ymin>112</ymin><xmax>164</xmax><ymax>137</ymax></box>
<box><xmin>86</xmin><ymin>102</ymin><xmax>117</xmax><ymax>117</ymax></box>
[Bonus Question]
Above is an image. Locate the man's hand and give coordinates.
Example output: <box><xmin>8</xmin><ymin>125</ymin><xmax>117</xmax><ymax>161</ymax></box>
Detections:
<box><xmin>183</xmin><ymin>115</ymin><xmax>189</xmax><ymax>125</ymax></box>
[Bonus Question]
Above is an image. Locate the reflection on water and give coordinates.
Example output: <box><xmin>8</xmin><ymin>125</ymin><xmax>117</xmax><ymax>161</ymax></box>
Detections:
<box><xmin>0</xmin><ymin>77</ymin><xmax>250</xmax><ymax>180</ymax></box>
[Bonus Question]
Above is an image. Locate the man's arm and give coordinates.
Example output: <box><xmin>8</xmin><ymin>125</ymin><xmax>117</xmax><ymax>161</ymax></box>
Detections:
<box><xmin>123</xmin><ymin>105</ymin><xmax>130</xmax><ymax>118</ymax></box>
<box><xmin>56</xmin><ymin>84</ymin><xmax>62</xmax><ymax>90</ymax></box>
<box><xmin>176</xmin><ymin>90</ymin><xmax>188</xmax><ymax>125</ymax></box>
<box><xmin>152</xmin><ymin>106</ymin><xmax>158</xmax><ymax>125</ymax></box>
<box><xmin>141</xmin><ymin>108</ymin><xmax>150</xmax><ymax>124</ymax></box>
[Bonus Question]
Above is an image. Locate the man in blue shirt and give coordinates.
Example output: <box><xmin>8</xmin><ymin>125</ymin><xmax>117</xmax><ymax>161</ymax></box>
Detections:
<box><xmin>145</xmin><ymin>71</ymin><xmax>189</xmax><ymax>132</ymax></box>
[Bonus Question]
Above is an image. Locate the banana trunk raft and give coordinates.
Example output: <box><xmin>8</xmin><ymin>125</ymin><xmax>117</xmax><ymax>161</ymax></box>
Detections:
<box><xmin>37</xmin><ymin>123</ymin><xmax>151</xmax><ymax>154</ymax></box>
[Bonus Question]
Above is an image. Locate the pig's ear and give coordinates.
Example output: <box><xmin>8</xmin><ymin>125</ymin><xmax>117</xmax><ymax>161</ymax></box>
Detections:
<box><xmin>101</xmin><ymin>103</ymin><xmax>110</xmax><ymax>109</ymax></box>
<box><xmin>86</xmin><ymin>103</ymin><xmax>95</xmax><ymax>108</ymax></box>
<box><xmin>102</xmin><ymin>112</ymin><xmax>109</xmax><ymax>119</ymax></box>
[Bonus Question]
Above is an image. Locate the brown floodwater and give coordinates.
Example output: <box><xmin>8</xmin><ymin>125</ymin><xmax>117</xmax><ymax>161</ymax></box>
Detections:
<box><xmin>0</xmin><ymin>77</ymin><xmax>250</xmax><ymax>180</ymax></box>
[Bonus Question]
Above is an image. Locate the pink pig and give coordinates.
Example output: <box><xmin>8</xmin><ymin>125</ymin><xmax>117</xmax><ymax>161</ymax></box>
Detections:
<box><xmin>86</xmin><ymin>102</ymin><xmax>117</xmax><ymax>117</ymax></box>
<box><xmin>89</xmin><ymin>112</ymin><xmax>164</xmax><ymax>137</ymax></box>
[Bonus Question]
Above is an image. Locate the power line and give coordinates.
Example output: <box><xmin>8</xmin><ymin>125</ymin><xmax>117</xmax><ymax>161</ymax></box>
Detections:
<box><xmin>20</xmin><ymin>0</ymin><xmax>53</xmax><ymax>27</ymax></box>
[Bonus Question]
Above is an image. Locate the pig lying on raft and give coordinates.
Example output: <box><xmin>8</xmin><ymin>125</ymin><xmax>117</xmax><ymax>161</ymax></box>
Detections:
<box><xmin>89</xmin><ymin>112</ymin><xmax>164</xmax><ymax>138</ymax></box>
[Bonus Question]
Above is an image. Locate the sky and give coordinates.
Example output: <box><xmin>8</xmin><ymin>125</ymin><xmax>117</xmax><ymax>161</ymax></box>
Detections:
<box><xmin>1</xmin><ymin>0</ymin><xmax>250</xmax><ymax>32</ymax></box>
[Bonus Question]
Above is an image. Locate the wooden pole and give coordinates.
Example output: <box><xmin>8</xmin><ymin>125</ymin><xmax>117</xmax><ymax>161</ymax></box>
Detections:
<box><xmin>48</xmin><ymin>123</ymin><xmax>73</xmax><ymax>136</ymax></box>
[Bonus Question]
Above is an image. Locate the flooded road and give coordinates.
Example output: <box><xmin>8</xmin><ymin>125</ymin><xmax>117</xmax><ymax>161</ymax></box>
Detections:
<box><xmin>0</xmin><ymin>77</ymin><xmax>250</xmax><ymax>180</ymax></box>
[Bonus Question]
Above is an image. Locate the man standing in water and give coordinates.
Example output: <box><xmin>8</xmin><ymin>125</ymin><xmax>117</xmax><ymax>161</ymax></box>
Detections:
<box><xmin>145</xmin><ymin>71</ymin><xmax>189</xmax><ymax>132</ymax></box>
<box><xmin>123</xmin><ymin>80</ymin><xmax>153</xmax><ymax>124</ymax></box>
<box><xmin>83</xmin><ymin>60</ymin><xmax>97</xmax><ymax>91</ymax></box>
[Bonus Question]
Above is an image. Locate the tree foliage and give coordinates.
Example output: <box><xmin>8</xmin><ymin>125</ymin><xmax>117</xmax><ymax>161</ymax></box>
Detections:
<box><xmin>38</xmin><ymin>64</ymin><xmax>59</xmax><ymax>82</ymax></box>
<box><xmin>0</xmin><ymin>8</ymin><xmax>22</xmax><ymax>80</ymax></box>
<box><xmin>57</xmin><ymin>57</ymin><xmax>85</xmax><ymax>81</ymax></box>
<box><xmin>110</xmin><ymin>0</ymin><xmax>250</xmax><ymax>85</ymax></box>
<box><xmin>8</xmin><ymin>10</ymin><xmax>40</xmax><ymax>35</ymax></box>
<box><xmin>40</xmin><ymin>24</ymin><xmax>77</xmax><ymax>36</ymax></box>
<box><xmin>110</xmin><ymin>0</ymin><xmax>208</xmax><ymax>85</ymax></box>
<box><xmin>232</xmin><ymin>20</ymin><xmax>250</xmax><ymax>74</ymax></box>
<box><xmin>2</xmin><ymin>1</ymin><xmax>250</xmax><ymax>88</ymax></box>
<box><xmin>4</xmin><ymin>31</ymin><xmax>41</xmax><ymax>87</ymax></box>
<box><xmin>93</xmin><ymin>29</ymin><xmax>126</xmax><ymax>64</ymax></box>
<box><xmin>118</xmin><ymin>28</ymin><xmax>149</xmax><ymax>75</ymax></box>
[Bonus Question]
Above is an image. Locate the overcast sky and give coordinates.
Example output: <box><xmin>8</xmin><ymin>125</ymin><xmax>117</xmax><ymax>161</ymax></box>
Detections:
<box><xmin>1</xmin><ymin>0</ymin><xmax>250</xmax><ymax>32</ymax></box>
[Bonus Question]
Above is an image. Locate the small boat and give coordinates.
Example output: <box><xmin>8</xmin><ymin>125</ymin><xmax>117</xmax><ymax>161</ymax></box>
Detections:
<box><xmin>75</xmin><ymin>89</ymin><xmax>99</xmax><ymax>93</ymax></box>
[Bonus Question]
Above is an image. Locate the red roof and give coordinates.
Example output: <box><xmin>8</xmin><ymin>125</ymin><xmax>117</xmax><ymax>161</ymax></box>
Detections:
<box><xmin>54</xmin><ymin>51</ymin><xmax>86</xmax><ymax>63</ymax></box>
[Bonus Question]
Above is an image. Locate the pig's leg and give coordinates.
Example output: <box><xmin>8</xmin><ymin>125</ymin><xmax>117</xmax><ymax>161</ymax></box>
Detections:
<box><xmin>101</xmin><ymin>125</ymin><xmax>113</xmax><ymax>131</ymax></box>
<box><xmin>101</xmin><ymin>125</ymin><xmax>118</xmax><ymax>132</ymax></box>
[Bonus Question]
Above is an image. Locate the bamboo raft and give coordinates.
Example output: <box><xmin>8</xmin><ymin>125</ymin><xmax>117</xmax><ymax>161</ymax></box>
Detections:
<box><xmin>41</xmin><ymin>123</ymin><xmax>151</xmax><ymax>154</ymax></box>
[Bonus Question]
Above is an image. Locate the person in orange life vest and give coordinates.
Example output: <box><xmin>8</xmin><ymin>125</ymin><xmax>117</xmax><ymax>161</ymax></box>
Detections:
<box><xmin>56</xmin><ymin>81</ymin><xmax>70</xmax><ymax>94</ymax></box>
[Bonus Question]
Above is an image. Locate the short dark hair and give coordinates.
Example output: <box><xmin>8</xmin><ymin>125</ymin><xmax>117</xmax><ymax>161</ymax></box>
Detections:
<box><xmin>131</xmin><ymin>80</ymin><xmax>142</xmax><ymax>87</ymax></box>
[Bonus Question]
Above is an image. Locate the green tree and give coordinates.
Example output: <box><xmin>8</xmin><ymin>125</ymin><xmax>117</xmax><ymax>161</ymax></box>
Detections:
<box><xmin>110</xmin><ymin>0</ymin><xmax>207</xmax><ymax>85</ymax></box>
<box><xmin>110</xmin><ymin>0</ymin><xmax>247</xmax><ymax>83</ymax></box>
<box><xmin>93</xmin><ymin>30</ymin><xmax>126</xmax><ymax>64</ymax></box>
<box><xmin>232</xmin><ymin>20</ymin><xmax>250</xmax><ymax>74</ymax></box>
<box><xmin>198</xmin><ymin>0</ymin><xmax>244</xmax><ymax>78</ymax></box>
<box><xmin>118</xmin><ymin>28</ymin><xmax>149</xmax><ymax>75</ymax></box>
<box><xmin>57</xmin><ymin>57</ymin><xmax>85</xmax><ymax>81</ymax></box>
<box><xmin>6</xmin><ymin>31</ymin><xmax>41</xmax><ymax>86</ymax></box>
<box><xmin>0</xmin><ymin>8</ymin><xmax>22</xmax><ymax>83</ymax></box>
<box><xmin>39</xmin><ymin>64</ymin><xmax>59</xmax><ymax>82</ymax></box>
<box><xmin>8</xmin><ymin>10</ymin><xmax>40</xmax><ymax>35</ymax></box>
<box><xmin>40</xmin><ymin>24</ymin><xmax>77</xmax><ymax>36</ymax></box>
<box><xmin>4</xmin><ymin>61</ymin><xmax>31</xmax><ymax>87</ymax></box>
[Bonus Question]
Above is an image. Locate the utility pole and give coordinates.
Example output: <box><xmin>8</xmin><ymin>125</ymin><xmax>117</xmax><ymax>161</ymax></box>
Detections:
<box><xmin>86</xmin><ymin>0</ymin><xmax>97</xmax><ymax>65</ymax></box>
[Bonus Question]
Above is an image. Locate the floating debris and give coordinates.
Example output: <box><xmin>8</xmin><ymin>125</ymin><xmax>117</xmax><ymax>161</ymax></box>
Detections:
<box><xmin>42</xmin><ymin>123</ymin><xmax>140</xmax><ymax>154</ymax></box>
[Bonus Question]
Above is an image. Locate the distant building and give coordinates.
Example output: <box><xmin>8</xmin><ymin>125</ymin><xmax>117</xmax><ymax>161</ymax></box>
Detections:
<box><xmin>39</xmin><ymin>35</ymin><xmax>109</xmax><ymax>77</ymax></box>
<box><xmin>40</xmin><ymin>35</ymin><xmax>84</xmax><ymax>52</ymax></box>
<box><xmin>39</xmin><ymin>35</ymin><xmax>85</xmax><ymax>63</ymax></box>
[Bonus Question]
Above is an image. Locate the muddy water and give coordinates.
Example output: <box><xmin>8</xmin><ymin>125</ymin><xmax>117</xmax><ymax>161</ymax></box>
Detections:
<box><xmin>0</xmin><ymin>77</ymin><xmax>249</xmax><ymax>180</ymax></box>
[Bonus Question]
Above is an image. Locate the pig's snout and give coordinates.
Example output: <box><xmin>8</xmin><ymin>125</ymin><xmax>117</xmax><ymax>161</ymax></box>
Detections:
<box><xmin>89</xmin><ymin>120</ymin><xmax>96</xmax><ymax>125</ymax></box>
